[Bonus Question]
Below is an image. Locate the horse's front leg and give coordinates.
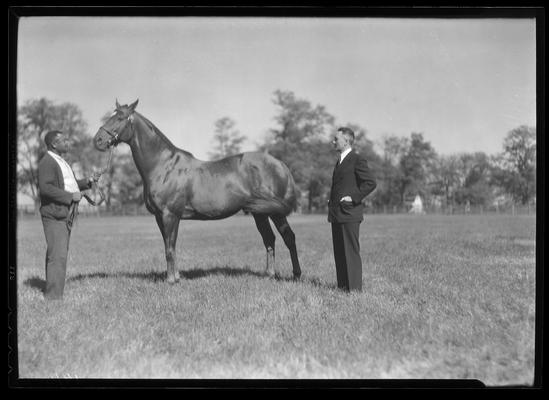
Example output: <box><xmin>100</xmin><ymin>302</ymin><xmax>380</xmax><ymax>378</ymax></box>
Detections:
<box><xmin>155</xmin><ymin>211</ymin><xmax>181</xmax><ymax>283</ymax></box>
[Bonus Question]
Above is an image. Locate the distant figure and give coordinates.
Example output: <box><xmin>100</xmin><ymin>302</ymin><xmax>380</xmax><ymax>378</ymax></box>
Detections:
<box><xmin>409</xmin><ymin>194</ymin><xmax>425</xmax><ymax>215</ymax></box>
<box><xmin>38</xmin><ymin>130</ymin><xmax>100</xmax><ymax>300</ymax></box>
<box><xmin>327</xmin><ymin>127</ymin><xmax>377</xmax><ymax>292</ymax></box>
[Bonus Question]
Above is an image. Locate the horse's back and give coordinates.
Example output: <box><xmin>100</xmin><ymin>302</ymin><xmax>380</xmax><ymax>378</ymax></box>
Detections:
<box><xmin>188</xmin><ymin>151</ymin><xmax>297</xmax><ymax>217</ymax></box>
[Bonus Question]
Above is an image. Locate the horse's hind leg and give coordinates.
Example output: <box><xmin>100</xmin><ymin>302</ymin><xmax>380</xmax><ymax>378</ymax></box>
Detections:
<box><xmin>252</xmin><ymin>213</ymin><xmax>276</xmax><ymax>277</ymax></box>
<box><xmin>270</xmin><ymin>215</ymin><xmax>301</xmax><ymax>279</ymax></box>
<box><xmin>155</xmin><ymin>211</ymin><xmax>181</xmax><ymax>283</ymax></box>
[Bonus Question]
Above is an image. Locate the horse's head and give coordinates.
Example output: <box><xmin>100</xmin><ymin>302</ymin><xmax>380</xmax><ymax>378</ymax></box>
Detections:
<box><xmin>94</xmin><ymin>99</ymin><xmax>139</xmax><ymax>151</ymax></box>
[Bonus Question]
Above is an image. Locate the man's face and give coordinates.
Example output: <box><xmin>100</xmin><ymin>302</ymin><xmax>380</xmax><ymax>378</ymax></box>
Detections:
<box><xmin>332</xmin><ymin>131</ymin><xmax>348</xmax><ymax>152</ymax></box>
<box><xmin>52</xmin><ymin>134</ymin><xmax>71</xmax><ymax>154</ymax></box>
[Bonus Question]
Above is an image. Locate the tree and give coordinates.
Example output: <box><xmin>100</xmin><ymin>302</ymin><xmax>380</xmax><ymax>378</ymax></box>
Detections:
<box><xmin>454</xmin><ymin>152</ymin><xmax>494</xmax><ymax>206</ymax></box>
<box><xmin>17</xmin><ymin>98</ymin><xmax>95</xmax><ymax>213</ymax></box>
<box><xmin>348</xmin><ymin>124</ymin><xmax>382</xmax><ymax>186</ymax></box>
<box><xmin>373</xmin><ymin>135</ymin><xmax>409</xmax><ymax>207</ymax></box>
<box><xmin>270</xmin><ymin>90</ymin><xmax>335</xmax><ymax>144</ymax></box>
<box><xmin>300</xmin><ymin>139</ymin><xmax>334</xmax><ymax>211</ymax></box>
<box><xmin>397</xmin><ymin>132</ymin><xmax>437</xmax><ymax>205</ymax></box>
<box><xmin>111</xmin><ymin>152</ymin><xmax>144</xmax><ymax>207</ymax></box>
<box><xmin>208</xmin><ymin>117</ymin><xmax>247</xmax><ymax>160</ymax></box>
<box><xmin>262</xmin><ymin>90</ymin><xmax>336</xmax><ymax>212</ymax></box>
<box><xmin>494</xmin><ymin>125</ymin><xmax>536</xmax><ymax>205</ymax></box>
<box><xmin>431</xmin><ymin>154</ymin><xmax>461</xmax><ymax>208</ymax></box>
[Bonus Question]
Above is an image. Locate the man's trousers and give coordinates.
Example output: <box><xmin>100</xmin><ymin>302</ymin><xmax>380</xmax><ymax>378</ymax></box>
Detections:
<box><xmin>42</xmin><ymin>218</ymin><xmax>71</xmax><ymax>300</ymax></box>
<box><xmin>331</xmin><ymin>222</ymin><xmax>362</xmax><ymax>292</ymax></box>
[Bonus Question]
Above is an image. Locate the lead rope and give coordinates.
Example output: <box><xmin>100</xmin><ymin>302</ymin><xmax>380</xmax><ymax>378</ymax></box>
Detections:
<box><xmin>82</xmin><ymin>145</ymin><xmax>116</xmax><ymax>206</ymax></box>
<box><xmin>102</xmin><ymin>144</ymin><xmax>115</xmax><ymax>174</ymax></box>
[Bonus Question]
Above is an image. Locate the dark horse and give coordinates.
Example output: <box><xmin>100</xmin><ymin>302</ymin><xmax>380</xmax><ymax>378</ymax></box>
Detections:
<box><xmin>94</xmin><ymin>100</ymin><xmax>301</xmax><ymax>283</ymax></box>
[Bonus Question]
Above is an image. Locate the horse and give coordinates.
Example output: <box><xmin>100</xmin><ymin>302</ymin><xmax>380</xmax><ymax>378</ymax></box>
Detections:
<box><xmin>93</xmin><ymin>99</ymin><xmax>301</xmax><ymax>283</ymax></box>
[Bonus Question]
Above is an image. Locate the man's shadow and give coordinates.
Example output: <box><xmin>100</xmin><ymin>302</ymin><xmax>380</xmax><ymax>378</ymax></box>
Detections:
<box><xmin>23</xmin><ymin>277</ymin><xmax>46</xmax><ymax>293</ymax></box>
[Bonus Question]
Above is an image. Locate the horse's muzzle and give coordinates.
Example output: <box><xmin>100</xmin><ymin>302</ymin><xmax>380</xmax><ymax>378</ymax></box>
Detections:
<box><xmin>94</xmin><ymin>135</ymin><xmax>114</xmax><ymax>151</ymax></box>
<box><xmin>94</xmin><ymin>138</ymin><xmax>107</xmax><ymax>151</ymax></box>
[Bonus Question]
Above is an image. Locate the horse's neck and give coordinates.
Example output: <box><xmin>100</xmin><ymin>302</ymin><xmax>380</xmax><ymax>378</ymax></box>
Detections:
<box><xmin>128</xmin><ymin>114</ymin><xmax>194</xmax><ymax>181</ymax></box>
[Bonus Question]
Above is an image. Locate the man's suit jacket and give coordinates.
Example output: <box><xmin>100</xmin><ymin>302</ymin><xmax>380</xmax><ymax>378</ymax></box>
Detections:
<box><xmin>328</xmin><ymin>150</ymin><xmax>377</xmax><ymax>223</ymax></box>
<box><xmin>38</xmin><ymin>152</ymin><xmax>91</xmax><ymax>220</ymax></box>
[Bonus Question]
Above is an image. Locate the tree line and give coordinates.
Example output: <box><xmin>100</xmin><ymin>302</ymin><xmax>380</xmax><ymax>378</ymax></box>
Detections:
<box><xmin>17</xmin><ymin>92</ymin><xmax>536</xmax><ymax>214</ymax></box>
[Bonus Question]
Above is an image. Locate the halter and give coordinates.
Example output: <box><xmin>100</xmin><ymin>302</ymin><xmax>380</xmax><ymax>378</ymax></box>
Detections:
<box><xmin>100</xmin><ymin>125</ymin><xmax>121</xmax><ymax>147</ymax></box>
<box><xmin>99</xmin><ymin>113</ymin><xmax>134</xmax><ymax>147</ymax></box>
<box><xmin>84</xmin><ymin>115</ymin><xmax>133</xmax><ymax>206</ymax></box>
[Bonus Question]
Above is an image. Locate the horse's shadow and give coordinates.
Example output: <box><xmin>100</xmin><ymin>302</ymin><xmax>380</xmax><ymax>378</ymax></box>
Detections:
<box><xmin>23</xmin><ymin>266</ymin><xmax>332</xmax><ymax>290</ymax></box>
<box><xmin>65</xmin><ymin>266</ymin><xmax>267</xmax><ymax>283</ymax></box>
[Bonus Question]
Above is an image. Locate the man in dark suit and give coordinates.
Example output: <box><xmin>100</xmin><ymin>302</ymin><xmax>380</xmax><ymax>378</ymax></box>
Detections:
<box><xmin>38</xmin><ymin>130</ymin><xmax>100</xmax><ymax>300</ymax></box>
<box><xmin>328</xmin><ymin>127</ymin><xmax>377</xmax><ymax>292</ymax></box>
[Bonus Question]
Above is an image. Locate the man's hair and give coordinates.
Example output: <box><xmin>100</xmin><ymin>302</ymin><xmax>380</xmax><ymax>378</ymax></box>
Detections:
<box><xmin>338</xmin><ymin>127</ymin><xmax>355</xmax><ymax>145</ymax></box>
<box><xmin>44</xmin><ymin>130</ymin><xmax>63</xmax><ymax>149</ymax></box>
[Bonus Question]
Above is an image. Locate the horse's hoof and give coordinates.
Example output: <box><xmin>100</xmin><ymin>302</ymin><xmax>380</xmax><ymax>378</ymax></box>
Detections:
<box><xmin>167</xmin><ymin>277</ymin><xmax>178</xmax><ymax>284</ymax></box>
<box><xmin>293</xmin><ymin>273</ymin><xmax>301</xmax><ymax>280</ymax></box>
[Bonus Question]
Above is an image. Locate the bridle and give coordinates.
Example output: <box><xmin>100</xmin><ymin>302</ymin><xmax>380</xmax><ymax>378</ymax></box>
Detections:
<box><xmin>100</xmin><ymin>125</ymin><xmax>121</xmax><ymax>147</ymax></box>
<box><xmin>83</xmin><ymin>114</ymin><xmax>133</xmax><ymax>206</ymax></box>
<box><xmin>100</xmin><ymin>112</ymin><xmax>134</xmax><ymax>147</ymax></box>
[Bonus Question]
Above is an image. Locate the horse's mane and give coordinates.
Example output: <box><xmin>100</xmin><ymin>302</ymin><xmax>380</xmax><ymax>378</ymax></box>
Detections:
<box><xmin>135</xmin><ymin>112</ymin><xmax>194</xmax><ymax>159</ymax></box>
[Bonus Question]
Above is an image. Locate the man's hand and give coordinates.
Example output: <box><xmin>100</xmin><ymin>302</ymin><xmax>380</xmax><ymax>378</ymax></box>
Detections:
<box><xmin>340</xmin><ymin>196</ymin><xmax>352</xmax><ymax>203</ymax></box>
<box><xmin>72</xmin><ymin>192</ymin><xmax>82</xmax><ymax>202</ymax></box>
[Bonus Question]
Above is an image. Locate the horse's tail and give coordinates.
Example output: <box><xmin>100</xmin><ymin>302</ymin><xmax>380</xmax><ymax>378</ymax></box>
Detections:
<box><xmin>245</xmin><ymin>196</ymin><xmax>294</xmax><ymax>216</ymax></box>
<box><xmin>282</xmin><ymin>163</ymin><xmax>299</xmax><ymax>213</ymax></box>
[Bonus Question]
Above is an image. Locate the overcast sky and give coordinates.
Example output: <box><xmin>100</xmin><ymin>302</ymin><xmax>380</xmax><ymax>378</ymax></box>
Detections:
<box><xmin>18</xmin><ymin>16</ymin><xmax>536</xmax><ymax>161</ymax></box>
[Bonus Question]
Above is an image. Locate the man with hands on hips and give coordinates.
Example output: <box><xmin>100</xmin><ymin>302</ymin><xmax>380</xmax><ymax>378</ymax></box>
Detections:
<box><xmin>37</xmin><ymin>130</ymin><xmax>101</xmax><ymax>300</ymax></box>
<box><xmin>328</xmin><ymin>127</ymin><xmax>377</xmax><ymax>292</ymax></box>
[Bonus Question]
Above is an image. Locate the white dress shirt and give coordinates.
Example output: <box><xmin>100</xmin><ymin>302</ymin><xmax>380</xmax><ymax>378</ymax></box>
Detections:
<box><xmin>339</xmin><ymin>147</ymin><xmax>352</xmax><ymax>164</ymax></box>
<box><xmin>48</xmin><ymin>151</ymin><xmax>80</xmax><ymax>193</ymax></box>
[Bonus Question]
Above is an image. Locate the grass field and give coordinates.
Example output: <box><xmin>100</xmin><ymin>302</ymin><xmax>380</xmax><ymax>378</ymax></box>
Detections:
<box><xmin>14</xmin><ymin>213</ymin><xmax>536</xmax><ymax>385</ymax></box>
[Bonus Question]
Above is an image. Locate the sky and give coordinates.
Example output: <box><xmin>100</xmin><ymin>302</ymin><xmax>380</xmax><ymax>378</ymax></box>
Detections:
<box><xmin>17</xmin><ymin>16</ymin><xmax>536</xmax><ymax>162</ymax></box>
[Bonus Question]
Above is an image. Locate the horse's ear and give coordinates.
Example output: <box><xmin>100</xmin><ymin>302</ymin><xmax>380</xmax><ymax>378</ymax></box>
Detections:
<box><xmin>115</xmin><ymin>99</ymin><xmax>121</xmax><ymax>109</ymax></box>
<box><xmin>129</xmin><ymin>99</ymin><xmax>139</xmax><ymax>112</ymax></box>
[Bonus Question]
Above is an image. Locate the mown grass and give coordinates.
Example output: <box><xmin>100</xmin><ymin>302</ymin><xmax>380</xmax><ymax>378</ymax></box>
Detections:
<box><xmin>15</xmin><ymin>213</ymin><xmax>536</xmax><ymax>385</ymax></box>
